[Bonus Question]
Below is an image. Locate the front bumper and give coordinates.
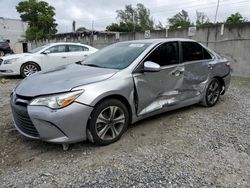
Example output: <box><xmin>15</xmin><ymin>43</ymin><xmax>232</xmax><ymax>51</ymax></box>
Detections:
<box><xmin>0</xmin><ymin>63</ymin><xmax>20</xmax><ymax>75</ymax></box>
<box><xmin>11</xmin><ymin>94</ymin><xmax>93</xmax><ymax>144</ymax></box>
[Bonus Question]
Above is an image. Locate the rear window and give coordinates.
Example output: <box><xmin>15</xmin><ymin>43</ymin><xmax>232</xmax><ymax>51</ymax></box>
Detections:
<box><xmin>68</xmin><ymin>45</ymin><xmax>89</xmax><ymax>52</ymax></box>
<box><xmin>182</xmin><ymin>42</ymin><xmax>212</xmax><ymax>62</ymax></box>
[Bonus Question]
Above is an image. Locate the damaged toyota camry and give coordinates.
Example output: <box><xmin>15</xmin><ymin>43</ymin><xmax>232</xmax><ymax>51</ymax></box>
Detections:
<box><xmin>11</xmin><ymin>39</ymin><xmax>231</xmax><ymax>147</ymax></box>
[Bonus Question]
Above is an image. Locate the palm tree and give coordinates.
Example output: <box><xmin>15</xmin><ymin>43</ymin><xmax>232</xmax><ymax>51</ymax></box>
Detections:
<box><xmin>226</xmin><ymin>12</ymin><xmax>246</xmax><ymax>24</ymax></box>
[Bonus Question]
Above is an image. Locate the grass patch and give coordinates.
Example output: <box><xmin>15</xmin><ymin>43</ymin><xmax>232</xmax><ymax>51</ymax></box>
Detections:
<box><xmin>231</xmin><ymin>76</ymin><xmax>250</xmax><ymax>89</ymax></box>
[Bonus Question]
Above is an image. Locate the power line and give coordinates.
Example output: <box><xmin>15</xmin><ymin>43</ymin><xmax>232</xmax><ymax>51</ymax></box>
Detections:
<box><xmin>75</xmin><ymin>0</ymin><xmax>250</xmax><ymax>24</ymax></box>
<box><xmin>67</xmin><ymin>0</ymin><xmax>250</xmax><ymax>30</ymax></box>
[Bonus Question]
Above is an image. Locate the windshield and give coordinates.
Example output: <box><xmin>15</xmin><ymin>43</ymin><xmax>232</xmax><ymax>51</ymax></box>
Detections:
<box><xmin>29</xmin><ymin>45</ymin><xmax>49</xmax><ymax>53</ymax></box>
<box><xmin>81</xmin><ymin>42</ymin><xmax>150</xmax><ymax>70</ymax></box>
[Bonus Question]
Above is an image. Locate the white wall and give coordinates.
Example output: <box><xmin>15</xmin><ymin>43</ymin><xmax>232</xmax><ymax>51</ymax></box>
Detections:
<box><xmin>0</xmin><ymin>17</ymin><xmax>28</xmax><ymax>53</ymax></box>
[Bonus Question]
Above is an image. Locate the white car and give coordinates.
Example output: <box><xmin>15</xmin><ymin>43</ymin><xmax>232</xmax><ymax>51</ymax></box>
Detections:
<box><xmin>0</xmin><ymin>42</ymin><xmax>98</xmax><ymax>77</ymax></box>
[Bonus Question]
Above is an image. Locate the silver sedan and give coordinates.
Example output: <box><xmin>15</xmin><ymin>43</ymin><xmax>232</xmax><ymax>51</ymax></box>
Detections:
<box><xmin>11</xmin><ymin>38</ymin><xmax>231</xmax><ymax>147</ymax></box>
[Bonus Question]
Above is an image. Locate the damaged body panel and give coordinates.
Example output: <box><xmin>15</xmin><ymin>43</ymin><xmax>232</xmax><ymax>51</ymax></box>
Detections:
<box><xmin>133</xmin><ymin>64</ymin><xmax>185</xmax><ymax>116</ymax></box>
<box><xmin>11</xmin><ymin>38</ymin><xmax>231</xmax><ymax>146</ymax></box>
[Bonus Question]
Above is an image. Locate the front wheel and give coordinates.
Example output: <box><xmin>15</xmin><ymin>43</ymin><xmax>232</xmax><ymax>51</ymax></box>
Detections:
<box><xmin>88</xmin><ymin>99</ymin><xmax>129</xmax><ymax>146</ymax></box>
<box><xmin>201</xmin><ymin>78</ymin><xmax>222</xmax><ymax>107</ymax></box>
<box><xmin>20</xmin><ymin>62</ymin><xmax>40</xmax><ymax>78</ymax></box>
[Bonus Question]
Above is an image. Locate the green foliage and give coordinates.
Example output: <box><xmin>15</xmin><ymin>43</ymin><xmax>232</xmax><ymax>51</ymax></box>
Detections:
<box><xmin>16</xmin><ymin>0</ymin><xmax>57</xmax><ymax>41</ymax></box>
<box><xmin>226</xmin><ymin>12</ymin><xmax>246</xmax><ymax>24</ymax></box>
<box><xmin>106</xmin><ymin>3</ymin><xmax>154</xmax><ymax>32</ymax></box>
<box><xmin>168</xmin><ymin>10</ymin><xmax>191</xmax><ymax>29</ymax></box>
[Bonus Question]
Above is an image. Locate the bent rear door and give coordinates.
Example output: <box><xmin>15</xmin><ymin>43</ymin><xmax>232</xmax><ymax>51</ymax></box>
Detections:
<box><xmin>180</xmin><ymin>41</ymin><xmax>213</xmax><ymax>100</ymax></box>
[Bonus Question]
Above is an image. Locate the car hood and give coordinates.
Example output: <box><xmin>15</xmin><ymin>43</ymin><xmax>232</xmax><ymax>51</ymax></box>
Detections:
<box><xmin>1</xmin><ymin>53</ymin><xmax>31</xmax><ymax>60</ymax></box>
<box><xmin>15</xmin><ymin>64</ymin><xmax>119</xmax><ymax>97</ymax></box>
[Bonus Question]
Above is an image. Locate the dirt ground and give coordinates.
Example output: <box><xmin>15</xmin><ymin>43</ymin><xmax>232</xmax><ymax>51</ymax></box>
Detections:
<box><xmin>0</xmin><ymin>76</ymin><xmax>250</xmax><ymax>187</ymax></box>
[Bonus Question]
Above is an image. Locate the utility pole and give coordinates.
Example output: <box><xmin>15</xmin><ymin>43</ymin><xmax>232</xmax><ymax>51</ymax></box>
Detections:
<box><xmin>214</xmin><ymin>0</ymin><xmax>220</xmax><ymax>23</ymax></box>
<box><xmin>91</xmin><ymin>20</ymin><xmax>94</xmax><ymax>46</ymax></box>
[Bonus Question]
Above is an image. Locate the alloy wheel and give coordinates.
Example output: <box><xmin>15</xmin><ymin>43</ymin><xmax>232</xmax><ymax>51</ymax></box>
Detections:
<box><xmin>23</xmin><ymin>64</ymin><xmax>38</xmax><ymax>77</ymax></box>
<box><xmin>207</xmin><ymin>80</ymin><xmax>220</xmax><ymax>105</ymax></box>
<box><xmin>95</xmin><ymin>106</ymin><xmax>125</xmax><ymax>141</ymax></box>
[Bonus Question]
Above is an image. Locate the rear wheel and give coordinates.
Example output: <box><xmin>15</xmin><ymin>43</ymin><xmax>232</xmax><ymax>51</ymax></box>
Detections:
<box><xmin>201</xmin><ymin>78</ymin><xmax>221</xmax><ymax>107</ymax></box>
<box><xmin>88</xmin><ymin>99</ymin><xmax>129</xmax><ymax>146</ymax></box>
<box><xmin>20</xmin><ymin>62</ymin><xmax>40</xmax><ymax>78</ymax></box>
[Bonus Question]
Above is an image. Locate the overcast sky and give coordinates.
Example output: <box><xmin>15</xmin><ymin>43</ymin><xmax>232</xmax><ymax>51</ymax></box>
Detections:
<box><xmin>0</xmin><ymin>0</ymin><xmax>249</xmax><ymax>33</ymax></box>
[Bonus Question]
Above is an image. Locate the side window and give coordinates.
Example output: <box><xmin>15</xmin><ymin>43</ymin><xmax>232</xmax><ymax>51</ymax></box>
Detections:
<box><xmin>203</xmin><ymin>48</ymin><xmax>212</xmax><ymax>60</ymax></box>
<box><xmin>145</xmin><ymin>42</ymin><xmax>179</xmax><ymax>66</ymax></box>
<box><xmin>68</xmin><ymin>45</ymin><xmax>89</xmax><ymax>52</ymax></box>
<box><xmin>47</xmin><ymin>45</ymin><xmax>66</xmax><ymax>53</ymax></box>
<box><xmin>182</xmin><ymin>42</ymin><xmax>212</xmax><ymax>62</ymax></box>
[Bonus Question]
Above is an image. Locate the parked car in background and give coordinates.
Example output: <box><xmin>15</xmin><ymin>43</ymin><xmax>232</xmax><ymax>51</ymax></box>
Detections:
<box><xmin>0</xmin><ymin>42</ymin><xmax>98</xmax><ymax>77</ymax></box>
<box><xmin>10</xmin><ymin>39</ymin><xmax>231</xmax><ymax>148</ymax></box>
<box><xmin>0</xmin><ymin>40</ymin><xmax>13</xmax><ymax>56</ymax></box>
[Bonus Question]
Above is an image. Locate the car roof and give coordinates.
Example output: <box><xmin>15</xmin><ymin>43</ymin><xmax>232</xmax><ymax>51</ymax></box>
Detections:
<box><xmin>121</xmin><ymin>38</ymin><xmax>196</xmax><ymax>45</ymax></box>
<box><xmin>48</xmin><ymin>42</ymin><xmax>90</xmax><ymax>46</ymax></box>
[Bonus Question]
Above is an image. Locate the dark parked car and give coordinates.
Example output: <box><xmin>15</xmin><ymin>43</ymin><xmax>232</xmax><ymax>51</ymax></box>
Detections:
<box><xmin>0</xmin><ymin>41</ymin><xmax>13</xmax><ymax>56</ymax></box>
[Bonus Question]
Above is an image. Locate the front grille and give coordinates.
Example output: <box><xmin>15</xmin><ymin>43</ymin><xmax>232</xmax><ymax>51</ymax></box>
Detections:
<box><xmin>11</xmin><ymin>94</ymin><xmax>39</xmax><ymax>137</ymax></box>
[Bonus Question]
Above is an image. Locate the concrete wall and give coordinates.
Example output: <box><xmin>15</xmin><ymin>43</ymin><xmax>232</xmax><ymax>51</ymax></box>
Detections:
<box><xmin>31</xmin><ymin>22</ymin><xmax>250</xmax><ymax>77</ymax></box>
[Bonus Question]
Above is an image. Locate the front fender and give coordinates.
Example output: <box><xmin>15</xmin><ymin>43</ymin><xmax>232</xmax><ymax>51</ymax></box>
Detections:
<box><xmin>74</xmin><ymin>76</ymin><xmax>135</xmax><ymax>107</ymax></box>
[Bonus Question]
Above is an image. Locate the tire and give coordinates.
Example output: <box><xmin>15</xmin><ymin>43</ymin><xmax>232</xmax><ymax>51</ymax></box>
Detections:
<box><xmin>20</xmin><ymin>62</ymin><xmax>40</xmax><ymax>78</ymax></box>
<box><xmin>201</xmin><ymin>78</ymin><xmax>222</xmax><ymax>107</ymax></box>
<box><xmin>0</xmin><ymin>50</ymin><xmax>4</xmax><ymax>57</ymax></box>
<box><xmin>88</xmin><ymin>99</ymin><xmax>129</xmax><ymax>146</ymax></box>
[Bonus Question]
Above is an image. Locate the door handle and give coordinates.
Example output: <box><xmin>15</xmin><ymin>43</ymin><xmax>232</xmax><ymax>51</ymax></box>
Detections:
<box><xmin>171</xmin><ymin>67</ymin><xmax>184</xmax><ymax>76</ymax></box>
<box><xmin>208</xmin><ymin>63</ymin><xmax>214</xmax><ymax>69</ymax></box>
<box><xmin>171</xmin><ymin>70</ymin><xmax>183</xmax><ymax>76</ymax></box>
<box><xmin>62</xmin><ymin>56</ymin><xmax>67</xmax><ymax>59</ymax></box>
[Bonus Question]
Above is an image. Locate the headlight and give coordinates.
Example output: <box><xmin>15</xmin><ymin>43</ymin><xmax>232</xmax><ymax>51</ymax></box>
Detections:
<box><xmin>4</xmin><ymin>58</ymin><xmax>19</xmax><ymax>64</ymax></box>
<box><xmin>30</xmin><ymin>90</ymin><xmax>84</xmax><ymax>109</ymax></box>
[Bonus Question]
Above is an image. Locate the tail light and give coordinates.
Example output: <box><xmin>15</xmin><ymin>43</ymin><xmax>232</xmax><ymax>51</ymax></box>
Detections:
<box><xmin>225</xmin><ymin>62</ymin><xmax>233</xmax><ymax>71</ymax></box>
<box><xmin>225</xmin><ymin>62</ymin><xmax>231</xmax><ymax>69</ymax></box>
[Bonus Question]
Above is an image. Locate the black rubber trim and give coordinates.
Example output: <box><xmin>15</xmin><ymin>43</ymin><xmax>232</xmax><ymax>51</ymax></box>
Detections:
<box><xmin>221</xmin><ymin>71</ymin><xmax>231</xmax><ymax>78</ymax></box>
<box><xmin>75</xmin><ymin>101</ymin><xmax>93</xmax><ymax>107</ymax></box>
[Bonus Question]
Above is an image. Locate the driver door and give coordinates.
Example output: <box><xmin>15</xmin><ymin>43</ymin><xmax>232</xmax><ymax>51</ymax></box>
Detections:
<box><xmin>133</xmin><ymin>41</ymin><xmax>184</xmax><ymax>116</ymax></box>
<box><xmin>41</xmin><ymin>45</ymin><xmax>68</xmax><ymax>70</ymax></box>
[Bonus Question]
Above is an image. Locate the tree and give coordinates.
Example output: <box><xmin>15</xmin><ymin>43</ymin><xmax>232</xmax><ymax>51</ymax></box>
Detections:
<box><xmin>16</xmin><ymin>0</ymin><xmax>57</xmax><ymax>41</ymax></box>
<box><xmin>106</xmin><ymin>3</ymin><xmax>154</xmax><ymax>32</ymax></box>
<box><xmin>196</xmin><ymin>11</ymin><xmax>211</xmax><ymax>26</ymax></box>
<box><xmin>168</xmin><ymin>10</ymin><xmax>191</xmax><ymax>29</ymax></box>
<box><xmin>226</xmin><ymin>12</ymin><xmax>246</xmax><ymax>24</ymax></box>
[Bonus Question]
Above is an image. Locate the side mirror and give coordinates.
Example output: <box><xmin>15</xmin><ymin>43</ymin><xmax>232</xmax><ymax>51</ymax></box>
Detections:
<box><xmin>144</xmin><ymin>61</ymin><xmax>160</xmax><ymax>72</ymax></box>
<box><xmin>42</xmin><ymin>50</ymin><xmax>50</xmax><ymax>55</ymax></box>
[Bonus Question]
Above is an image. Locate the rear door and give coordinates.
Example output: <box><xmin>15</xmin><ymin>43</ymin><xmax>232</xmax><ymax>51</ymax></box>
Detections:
<box><xmin>181</xmin><ymin>41</ymin><xmax>213</xmax><ymax>99</ymax></box>
<box><xmin>67</xmin><ymin>45</ymin><xmax>91</xmax><ymax>63</ymax></box>
<box><xmin>133</xmin><ymin>41</ymin><xmax>185</xmax><ymax>116</ymax></box>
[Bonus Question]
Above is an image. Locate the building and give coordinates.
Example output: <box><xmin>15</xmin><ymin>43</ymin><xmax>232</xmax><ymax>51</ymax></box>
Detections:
<box><xmin>0</xmin><ymin>17</ymin><xmax>29</xmax><ymax>53</ymax></box>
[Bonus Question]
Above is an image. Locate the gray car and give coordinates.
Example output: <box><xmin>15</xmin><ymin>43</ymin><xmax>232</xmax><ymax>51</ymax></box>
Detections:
<box><xmin>11</xmin><ymin>38</ymin><xmax>231</xmax><ymax>147</ymax></box>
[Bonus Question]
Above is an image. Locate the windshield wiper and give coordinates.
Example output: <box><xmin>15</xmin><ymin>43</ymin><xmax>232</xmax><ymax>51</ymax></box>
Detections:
<box><xmin>83</xmin><ymin>64</ymin><xmax>103</xmax><ymax>68</ymax></box>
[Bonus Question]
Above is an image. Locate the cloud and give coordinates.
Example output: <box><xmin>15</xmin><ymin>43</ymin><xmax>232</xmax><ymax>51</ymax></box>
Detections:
<box><xmin>0</xmin><ymin>0</ymin><xmax>249</xmax><ymax>32</ymax></box>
